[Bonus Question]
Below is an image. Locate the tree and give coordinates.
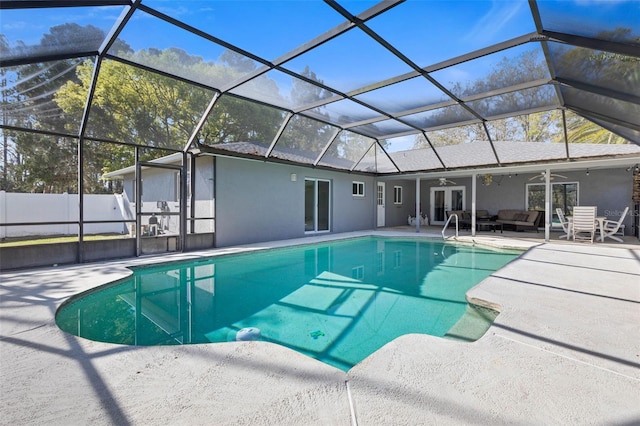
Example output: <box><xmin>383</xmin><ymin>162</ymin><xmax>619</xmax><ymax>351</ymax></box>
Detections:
<box><xmin>3</xmin><ymin>20</ymin><xmax>288</xmax><ymax>191</ymax></box>
<box><xmin>551</xmin><ymin>28</ymin><xmax>638</xmax><ymax>145</ymax></box>
<box><xmin>563</xmin><ymin>111</ymin><xmax>626</xmax><ymax>144</ymax></box>
<box><xmin>57</xmin><ymin>46</ymin><xmax>285</xmax><ymax>172</ymax></box>
<box><xmin>2</xmin><ymin>24</ymin><xmax>102</xmax><ymax>192</ymax></box>
<box><xmin>200</xmin><ymin>49</ymin><xmax>284</xmax><ymax>145</ymax></box>
<box><xmin>411</xmin><ymin>36</ymin><xmax>637</xmax><ymax>151</ymax></box>
<box><xmin>1</xmin><ymin>35</ymin><xmax>17</xmax><ymax>191</ymax></box>
<box><xmin>12</xmin><ymin>131</ymin><xmax>77</xmax><ymax>193</ymax></box>
<box><xmin>275</xmin><ymin>66</ymin><xmax>334</xmax><ymax>155</ymax></box>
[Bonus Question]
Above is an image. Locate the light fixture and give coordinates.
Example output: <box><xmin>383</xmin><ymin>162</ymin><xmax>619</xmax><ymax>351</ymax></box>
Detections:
<box><xmin>290</xmin><ymin>173</ymin><xmax>297</xmax><ymax>182</ymax></box>
<box><xmin>586</xmin><ymin>169</ymin><xmax>589</xmax><ymax>176</ymax></box>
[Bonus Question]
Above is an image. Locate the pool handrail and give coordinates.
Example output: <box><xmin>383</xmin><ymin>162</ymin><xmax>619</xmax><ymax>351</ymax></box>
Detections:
<box><xmin>442</xmin><ymin>213</ymin><xmax>459</xmax><ymax>239</ymax></box>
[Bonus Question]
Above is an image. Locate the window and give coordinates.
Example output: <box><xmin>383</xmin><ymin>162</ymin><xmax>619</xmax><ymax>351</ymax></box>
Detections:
<box><xmin>352</xmin><ymin>265</ymin><xmax>364</xmax><ymax>280</ymax></box>
<box><xmin>352</xmin><ymin>181</ymin><xmax>364</xmax><ymax>197</ymax></box>
<box><xmin>526</xmin><ymin>182</ymin><xmax>578</xmax><ymax>220</ymax></box>
<box><xmin>394</xmin><ymin>250</ymin><xmax>402</xmax><ymax>268</ymax></box>
<box><xmin>393</xmin><ymin>186</ymin><xmax>403</xmax><ymax>204</ymax></box>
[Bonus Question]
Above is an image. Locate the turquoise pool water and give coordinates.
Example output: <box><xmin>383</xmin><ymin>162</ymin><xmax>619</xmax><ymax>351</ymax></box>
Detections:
<box><xmin>56</xmin><ymin>237</ymin><xmax>520</xmax><ymax>370</ymax></box>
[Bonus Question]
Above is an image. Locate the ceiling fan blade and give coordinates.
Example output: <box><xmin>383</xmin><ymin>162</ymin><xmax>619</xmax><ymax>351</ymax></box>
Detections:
<box><xmin>528</xmin><ymin>172</ymin><xmax>568</xmax><ymax>181</ymax></box>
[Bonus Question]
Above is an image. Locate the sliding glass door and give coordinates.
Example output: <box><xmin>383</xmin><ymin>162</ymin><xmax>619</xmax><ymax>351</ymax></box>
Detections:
<box><xmin>527</xmin><ymin>182</ymin><xmax>578</xmax><ymax>220</ymax></box>
<box><xmin>305</xmin><ymin>178</ymin><xmax>330</xmax><ymax>233</ymax></box>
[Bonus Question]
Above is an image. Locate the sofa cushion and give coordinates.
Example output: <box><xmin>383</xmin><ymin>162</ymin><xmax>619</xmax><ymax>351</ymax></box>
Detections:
<box><xmin>514</xmin><ymin>213</ymin><xmax>529</xmax><ymax>222</ymax></box>
<box><xmin>496</xmin><ymin>210</ymin><xmax>539</xmax><ymax>225</ymax></box>
<box><xmin>497</xmin><ymin>210</ymin><xmax>520</xmax><ymax>220</ymax></box>
<box><xmin>526</xmin><ymin>211</ymin><xmax>539</xmax><ymax>223</ymax></box>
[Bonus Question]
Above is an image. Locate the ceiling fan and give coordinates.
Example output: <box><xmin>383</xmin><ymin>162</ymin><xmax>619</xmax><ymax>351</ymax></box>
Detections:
<box><xmin>528</xmin><ymin>172</ymin><xmax>568</xmax><ymax>181</ymax></box>
<box><xmin>438</xmin><ymin>177</ymin><xmax>457</xmax><ymax>186</ymax></box>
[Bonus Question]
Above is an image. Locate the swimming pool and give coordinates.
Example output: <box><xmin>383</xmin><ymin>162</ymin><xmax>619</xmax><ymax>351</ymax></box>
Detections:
<box><xmin>56</xmin><ymin>237</ymin><xmax>520</xmax><ymax>370</ymax></box>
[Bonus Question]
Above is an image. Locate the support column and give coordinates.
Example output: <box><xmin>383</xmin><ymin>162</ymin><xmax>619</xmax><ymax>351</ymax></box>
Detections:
<box><xmin>0</xmin><ymin>190</ymin><xmax>6</xmax><ymax>240</ymax></box>
<box><xmin>471</xmin><ymin>173</ymin><xmax>477</xmax><ymax>237</ymax></box>
<box><xmin>415</xmin><ymin>177</ymin><xmax>421</xmax><ymax>233</ymax></box>
<box><xmin>545</xmin><ymin>168</ymin><xmax>551</xmax><ymax>242</ymax></box>
<box><xmin>135</xmin><ymin>147</ymin><xmax>141</xmax><ymax>257</ymax></box>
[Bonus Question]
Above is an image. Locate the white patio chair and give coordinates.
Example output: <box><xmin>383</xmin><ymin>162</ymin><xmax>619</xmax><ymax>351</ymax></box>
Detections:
<box><xmin>572</xmin><ymin>206</ymin><xmax>597</xmax><ymax>243</ymax></box>
<box><xmin>600</xmin><ymin>207</ymin><xmax>629</xmax><ymax>243</ymax></box>
<box><xmin>556</xmin><ymin>208</ymin><xmax>572</xmax><ymax>239</ymax></box>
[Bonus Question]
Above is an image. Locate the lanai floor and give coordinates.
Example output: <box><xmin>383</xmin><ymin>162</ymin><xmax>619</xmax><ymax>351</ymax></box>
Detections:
<box><xmin>1</xmin><ymin>230</ymin><xmax>638</xmax><ymax>425</ymax></box>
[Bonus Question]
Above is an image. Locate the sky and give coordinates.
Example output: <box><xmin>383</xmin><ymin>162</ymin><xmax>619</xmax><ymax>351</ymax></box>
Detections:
<box><xmin>3</xmin><ymin>0</ymin><xmax>637</xmax><ymax>72</ymax></box>
<box><xmin>1</xmin><ymin>0</ymin><xmax>637</xmax><ymax>136</ymax></box>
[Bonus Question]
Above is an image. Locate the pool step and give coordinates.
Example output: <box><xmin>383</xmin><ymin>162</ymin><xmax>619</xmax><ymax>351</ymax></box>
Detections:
<box><xmin>443</xmin><ymin>304</ymin><xmax>499</xmax><ymax>342</ymax></box>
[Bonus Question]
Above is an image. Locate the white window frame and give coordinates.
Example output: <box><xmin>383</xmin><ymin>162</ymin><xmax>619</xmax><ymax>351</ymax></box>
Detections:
<box><xmin>393</xmin><ymin>185</ymin><xmax>403</xmax><ymax>205</ymax></box>
<box><xmin>352</xmin><ymin>181</ymin><xmax>365</xmax><ymax>197</ymax></box>
<box><xmin>526</xmin><ymin>182</ymin><xmax>579</xmax><ymax>216</ymax></box>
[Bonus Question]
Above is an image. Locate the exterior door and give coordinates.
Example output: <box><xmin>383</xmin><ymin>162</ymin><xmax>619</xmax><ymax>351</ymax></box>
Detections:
<box><xmin>430</xmin><ymin>186</ymin><xmax>465</xmax><ymax>225</ymax></box>
<box><xmin>377</xmin><ymin>182</ymin><xmax>385</xmax><ymax>227</ymax></box>
<box><xmin>305</xmin><ymin>178</ymin><xmax>330</xmax><ymax>233</ymax></box>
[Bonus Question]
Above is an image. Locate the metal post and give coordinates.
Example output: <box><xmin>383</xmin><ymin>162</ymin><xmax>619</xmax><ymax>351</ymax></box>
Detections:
<box><xmin>78</xmin><ymin>138</ymin><xmax>84</xmax><ymax>263</ymax></box>
<box><xmin>471</xmin><ymin>173</ymin><xmax>477</xmax><ymax>237</ymax></box>
<box><xmin>135</xmin><ymin>147</ymin><xmax>141</xmax><ymax>256</ymax></box>
<box><xmin>415</xmin><ymin>177</ymin><xmax>420</xmax><ymax>233</ymax></box>
<box><xmin>189</xmin><ymin>153</ymin><xmax>196</xmax><ymax>234</ymax></box>
<box><xmin>180</xmin><ymin>151</ymin><xmax>188</xmax><ymax>252</ymax></box>
<box><xmin>545</xmin><ymin>168</ymin><xmax>551</xmax><ymax>242</ymax></box>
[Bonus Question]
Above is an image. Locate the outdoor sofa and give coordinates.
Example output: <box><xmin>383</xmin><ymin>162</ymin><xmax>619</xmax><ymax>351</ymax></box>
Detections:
<box><xmin>494</xmin><ymin>209</ymin><xmax>541</xmax><ymax>232</ymax></box>
<box><xmin>446</xmin><ymin>209</ymin><xmax>541</xmax><ymax>232</ymax></box>
<box><xmin>446</xmin><ymin>210</ymin><xmax>491</xmax><ymax>230</ymax></box>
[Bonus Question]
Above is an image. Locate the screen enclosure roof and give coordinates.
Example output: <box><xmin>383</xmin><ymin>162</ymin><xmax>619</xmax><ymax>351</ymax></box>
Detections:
<box><xmin>1</xmin><ymin>0</ymin><xmax>639</xmax><ymax>176</ymax></box>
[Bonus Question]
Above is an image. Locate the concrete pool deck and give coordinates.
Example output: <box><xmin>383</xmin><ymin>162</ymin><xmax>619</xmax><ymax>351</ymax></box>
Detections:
<box><xmin>1</xmin><ymin>231</ymin><xmax>639</xmax><ymax>425</ymax></box>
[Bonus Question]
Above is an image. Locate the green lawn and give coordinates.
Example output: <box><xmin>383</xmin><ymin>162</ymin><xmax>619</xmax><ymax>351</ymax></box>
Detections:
<box><xmin>0</xmin><ymin>234</ymin><xmax>129</xmax><ymax>247</ymax></box>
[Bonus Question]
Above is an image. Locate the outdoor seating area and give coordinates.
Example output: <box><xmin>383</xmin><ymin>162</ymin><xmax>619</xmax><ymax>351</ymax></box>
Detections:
<box><xmin>446</xmin><ymin>209</ymin><xmax>541</xmax><ymax>232</ymax></box>
<box><xmin>494</xmin><ymin>210</ymin><xmax>542</xmax><ymax>232</ymax></box>
<box><xmin>556</xmin><ymin>206</ymin><xmax>630</xmax><ymax>243</ymax></box>
<box><xmin>445</xmin><ymin>210</ymin><xmax>491</xmax><ymax>230</ymax></box>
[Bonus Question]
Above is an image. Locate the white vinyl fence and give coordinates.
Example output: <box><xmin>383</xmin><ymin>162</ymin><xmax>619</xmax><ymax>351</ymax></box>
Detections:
<box><xmin>0</xmin><ymin>191</ymin><xmax>127</xmax><ymax>238</ymax></box>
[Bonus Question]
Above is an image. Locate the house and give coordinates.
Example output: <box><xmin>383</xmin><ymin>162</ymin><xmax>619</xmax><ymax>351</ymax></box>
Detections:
<box><xmin>103</xmin><ymin>141</ymin><xmax>639</xmax><ymax>249</ymax></box>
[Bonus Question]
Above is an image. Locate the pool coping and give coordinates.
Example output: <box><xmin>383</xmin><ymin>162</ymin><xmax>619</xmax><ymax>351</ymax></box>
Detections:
<box><xmin>1</xmin><ymin>230</ymin><xmax>639</xmax><ymax>424</ymax></box>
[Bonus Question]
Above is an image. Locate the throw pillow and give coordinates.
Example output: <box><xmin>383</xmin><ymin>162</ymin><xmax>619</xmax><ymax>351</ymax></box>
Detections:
<box><xmin>514</xmin><ymin>213</ymin><xmax>529</xmax><ymax>222</ymax></box>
